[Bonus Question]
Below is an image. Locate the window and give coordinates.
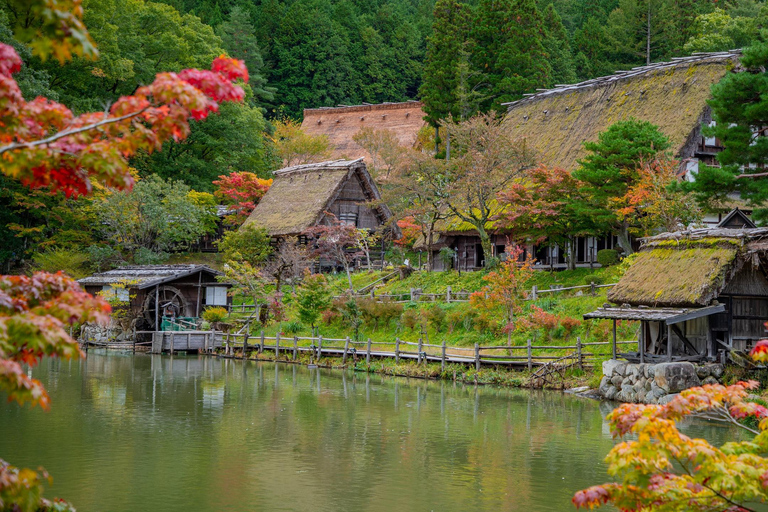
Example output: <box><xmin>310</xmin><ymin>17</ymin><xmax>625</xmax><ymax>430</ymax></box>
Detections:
<box><xmin>102</xmin><ymin>285</ymin><xmax>129</xmax><ymax>302</ymax></box>
<box><xmin>206</xmin><ymin>286</ymin><xmax>228</xmax><ymax>306</ymax></box>
<box><xmin>338</xmin><ymin>212</ymin><xmax>358</xmax><ymax>226</ymax></box>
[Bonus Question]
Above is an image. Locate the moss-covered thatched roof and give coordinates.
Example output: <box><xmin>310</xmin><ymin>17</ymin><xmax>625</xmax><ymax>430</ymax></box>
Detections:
<box><xmin>242</xmin><ymin>159</ymin><xmax>393</xmax><ymax>237</ymax></box>
<box><xmin>503</xmin><ymin>52</ymin><xmax>739</xmax><ymax>169</ymax></box>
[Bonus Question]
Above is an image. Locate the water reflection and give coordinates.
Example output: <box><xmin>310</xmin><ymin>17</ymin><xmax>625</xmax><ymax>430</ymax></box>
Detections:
<box><xmin>0</xmin><ymin>350</ymin><xmax>745</xmax><ymax>512</ymax></box>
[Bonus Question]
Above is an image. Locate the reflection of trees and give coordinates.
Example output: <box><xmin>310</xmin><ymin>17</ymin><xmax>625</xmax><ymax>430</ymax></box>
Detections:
<box><xmin>0</xmin><ymin>354</ymin><xmax>747</xmax><ymax>512</ymax></box>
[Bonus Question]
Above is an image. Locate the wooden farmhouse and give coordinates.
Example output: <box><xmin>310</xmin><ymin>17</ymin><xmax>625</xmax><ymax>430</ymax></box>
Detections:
<box><xmin>421</xmin><ymin>51</ymin><xmax>750</xmax><ymax>271</ymax></box>
<box><xmin>79</xmin><ymin>265</ymin><xmax>231</xmax><ymax>331</ymax></box>
<box><xmin>242</xmin><ymin>159</ymin><xmax>398</xmax><ymax>239</ymax></box>
<box><xmin>301</xmin><ymin>101</ymin><xmax>426</xmax><ymax>161</ymax></box>
<box><xmin>584</xmin><ymin>227</ymin><xmax>768</xmax><ymax>363</ymax></box>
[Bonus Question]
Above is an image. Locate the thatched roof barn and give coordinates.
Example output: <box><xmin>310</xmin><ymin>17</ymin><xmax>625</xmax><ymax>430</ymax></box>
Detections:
<box><xmin>503</xmin><ymin>51</ymin><xmax>741</xmax><ymax>171</ymax></box>
<box><xmin>79</xmin><ymin>265</ymin><xmax>231</xmax><ymax>330</ymax></box>
<box><xmin>242</xmin><ymin>159</ymin><xmax>397</xmax><ymax>238</ymax></box>
<box><xmin>585</xmin><ymin>227</ymin><xmax>768</xmax><ymax>361</ymax></box>
<box><xmin>301</xmin><ymin>101</ymin><xmax>426</xmax><ymax>160</ymax></box>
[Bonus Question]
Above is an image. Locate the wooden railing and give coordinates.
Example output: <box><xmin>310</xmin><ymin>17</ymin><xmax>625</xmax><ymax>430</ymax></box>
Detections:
<box><xmin>212</xmin><ymin>331</ymin><xmax>638</xmax><ymax>369</ymax></box>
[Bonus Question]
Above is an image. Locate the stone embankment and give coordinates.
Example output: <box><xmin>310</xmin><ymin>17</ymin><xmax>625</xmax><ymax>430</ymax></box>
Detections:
<box><xmin>599</xmin><ymin>359</ymin><xmax>724</xmax><ymax>404</ymax></box>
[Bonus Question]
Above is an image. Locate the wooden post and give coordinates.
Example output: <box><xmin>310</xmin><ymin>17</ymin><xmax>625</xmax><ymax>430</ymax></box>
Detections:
<box><xmin>667</xmin><ymin>323</ymin><xmax>673</xmax><ymax>362</ymax></box>
<box><xmin>170</xmin><ymin>333</ymin><xmax>175</xmax><ymax>356</ymax></box>
<box><xmin>243</xmin><ymin>331</ymin><xmax>249</xmax><ymax>360</ymax></box>
<box><xmin>366</xmin><ymin>338</ymin><xmax>372</xmax><ymax>365</ymax></box>
<box><xmin>343</xmin><ymin>337</ymin><xmax>350</xmax><ymax>364</ymax></box>
<box><xmin>275</xmin><ymin>332</ymin><xmax>280</xmax><ymax>360</ymax></box>
<box><xmin>212</xmin><ymin>328</ymin><xmax>217</xmax><ymax>353</ymax></box>
<box><xmin>531</xmin><ymin>285</ymin><xmax>537</xmax><ymax>300</ymax></box>
<box><xmin>441</xmin><ymin>340</ymin><xmax>446</xmax><ymax>371</ymax></box>
<box><xmin>639</xmin><ymin>324</ymin><xmax>645</xmax><ymax>364</ymax></box>
<box><xmin>259</xmin><ymin>330</ymin><xmax>264</xmax><ymax>354</ymax></box>
<box><xmin>474</xmin><ymin>343</ymin><xmax>480</xmax><ymax>371</ymax></box>
<box><xmin>527</xmin><ymin>338</ymin><xmax>532</xmax><ymax>370</ymax></box>
<box><xmin>154</xmin><ymin>285</ymin><xmax>159</xmax><ymax>331</ymax></box>
<box><xmin>576</xmin><ymin>336</ymin><xmax>582</xmax><ymax>370</ymax></box>
<box><xmin>590</xmin><ymin>281</ymin><xmax>596</xmax><ymax>297</ymax></box>
<box><xmin>417</xmin><ymin>337</ymin><xmax>423</xmax><ymax>364</ymax></box>
<box><xmin>395</xmin><ymin>338</ymin><xmax>400</xmax><ymax>362</ymax></box>
<box><xmin>410</xmin><ymin>288</ymin><xmax>415</xmax><ymax>301</ymax></box>
<box><xmin>293</xmin><ymin>336</ymin><xmax>298</xmax><ymax>361</ymax></box>
<box><xmin>446</xmin><ymin>286</ymin><xmax>452</xmax><ymax>303</ymax></box>
<box><xmin>132</xmin><ymin>324</ymin><xmax>137</xmax><ymax>353</ymax></box>
<box><xmin>612</xmin><ymin>319</ymin><xmax>617</xmax><ymax>359</ymax></box>
<box><xmin>187</xmin><ymin>332</ymin><xmax>191</xmax><ymax>351</ymax></box>
<box><xmin>317</xmin><ymin>335</ymin><xmax>323</xmax><ymax>360</ymax></box>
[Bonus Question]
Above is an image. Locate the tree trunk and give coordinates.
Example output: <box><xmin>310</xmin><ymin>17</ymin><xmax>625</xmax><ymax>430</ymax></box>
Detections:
<box><xmin>343</xmin><ymin>263</ymin><xmax>354</xmax><ymax>294</ymax></box>
<box><xmin>617</xmin><ymin>221</ymin><xmax>634</xmax><ymax>255</ymax></box>
<box><xmin>567</xmin><ymin>236</ymin><xmax>576</xmax><ymax>271</ymax></box>
<box><xmin>478</xmin><ymin>228</ymin><xmax>493</xmax><ymax>269</ymax></box>
<box><xmin>446</xmin><ymin>129</ymin><xmax>451</xmax><ymax>161</ymax></box>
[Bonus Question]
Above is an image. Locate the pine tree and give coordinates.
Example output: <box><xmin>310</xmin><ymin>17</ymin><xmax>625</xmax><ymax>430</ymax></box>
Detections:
<box><xmin>419</xmin><ymin>0</ymin><xmax>470</xmax><ymax>128</ymax></box>
<box><xmin>542</xmin><ymin>4</ymin><xmax>577</xmax><ymax>86</ymax></box>
<box><xmin>605</xmin><ymin>0</ymin><xmax>678</xmax><ymax>66</ymax></box>
<box><xmin>470</xmin><ymin>0</ymin><xmax>552</xmax><ymax>112</ymax></box>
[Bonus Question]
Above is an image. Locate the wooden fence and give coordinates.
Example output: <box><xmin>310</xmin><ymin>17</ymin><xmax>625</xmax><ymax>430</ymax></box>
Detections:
<box><xmin>209</xmin><ymin>331</ymin><xmax>638</xmax><ymax>370</ymax></box>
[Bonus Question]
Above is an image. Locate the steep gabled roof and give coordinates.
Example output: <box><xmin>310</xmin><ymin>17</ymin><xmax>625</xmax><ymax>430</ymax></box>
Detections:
<box><xmin>301</xmin><ymin>101</ymin><xmax>426</xmax><ymax>160</ymax></box>
<box><xmin>78</xmin><ymin>265</ymin><xmax>224</xmax><ymax>289</ymax></box>
<box><xmin>503</xmin><ymin>52</ymin><xmax>740</xmax><ymax>170</ymax></box>
<box><xmin>242</xmin><ymin>159</ymin><xmax>395</xmax><ymax>237</ymax></box>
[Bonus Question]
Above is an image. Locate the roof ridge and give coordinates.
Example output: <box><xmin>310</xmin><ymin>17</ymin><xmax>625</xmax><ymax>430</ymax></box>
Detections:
<box><xmin>504</xmin><ymin>51</ymin><xmax>741</xmax><ymax>110</ymax></box>
<box><xmin>274</xmin><ymin>158</ymin><xmax>365</xmax><ymax>176</ymax></box>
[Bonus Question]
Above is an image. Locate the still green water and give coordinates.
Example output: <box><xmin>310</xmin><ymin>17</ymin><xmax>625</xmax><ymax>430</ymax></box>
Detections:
<box><xmin>0</xmin><ymin>351</ymin><xmax>742</xmax><ymax>512</ymax></box>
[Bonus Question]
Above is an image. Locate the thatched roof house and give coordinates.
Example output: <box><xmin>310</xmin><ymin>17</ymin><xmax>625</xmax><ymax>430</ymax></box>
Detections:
<box><xmin>585</xmin><ymin>227</ymin><xmax>768</xmax><ymax>361</ymax></box>
<box><xmin>79</xmin><ymin>265</ymin><xmax>231</xmax><ymax>330</ymax></box>
<box><xmin>301</xmin><ymin>101</ymin><xmax>426</xmax><ymax>160</ymax></box>
<box><xmin>503</xmin><ymin>51</ymin><xmax>741</xmax><ymax>171</ymax></box>
<box><xmin>242</xmin><ymin>159</ymin><xmax>397</xmax><ymax>238</ymax></box>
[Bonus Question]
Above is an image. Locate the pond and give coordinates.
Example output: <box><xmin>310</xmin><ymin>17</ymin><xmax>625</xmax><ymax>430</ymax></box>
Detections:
<box><xmin>0</xmin><ymin>351</ymin><xmax>744</xmax><ymax>512</ymax></box>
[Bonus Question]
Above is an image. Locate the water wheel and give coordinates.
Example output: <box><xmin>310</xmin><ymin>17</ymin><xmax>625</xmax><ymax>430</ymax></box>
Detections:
<box><xmin>142</xmin><ymin>285</ymin><xmax>189</xmax><ymax>330</ymax></box>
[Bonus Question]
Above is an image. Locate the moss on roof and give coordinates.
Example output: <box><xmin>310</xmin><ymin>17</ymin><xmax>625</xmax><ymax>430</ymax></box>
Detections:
<box><xmin>504</xmin><ymin>55</ymin><xmax>737</xmax><ymax>169</ymax></box>
<box><xmin>607</xmin><ymin>244</ymin><xmax>739</xmax><ymax>307</ymax></box>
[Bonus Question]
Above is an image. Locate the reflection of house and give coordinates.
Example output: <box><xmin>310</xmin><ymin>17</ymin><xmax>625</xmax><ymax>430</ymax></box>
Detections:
<box><xmin>242</xmin><ymin>159</ymin><xmax>398</xmax><ymax>238</ymax></box>
<box><xmin>584</xmin><ymin>227</ymin><xmax>768</xmax><ymax>362</ymax></box>
<box><xmin>301</xmin><ymin>101</ymin><xmax>426</xmax><ymax>161</ymax></box>
<box><xmin>79</xmin><ymin>265</ymin><xmax>231</xmax><ymax>331</ymax></box>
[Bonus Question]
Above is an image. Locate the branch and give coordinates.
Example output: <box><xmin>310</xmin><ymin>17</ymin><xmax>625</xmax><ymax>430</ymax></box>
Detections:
<box><xmin>0</xmin><ymin>107</ymin><xmax>149</xmax><ymax>155</ymax></box>
<box><xmin>735</xmin><ymin>172</ymin><xmax>768</xmax><ymax>179</ymax></box>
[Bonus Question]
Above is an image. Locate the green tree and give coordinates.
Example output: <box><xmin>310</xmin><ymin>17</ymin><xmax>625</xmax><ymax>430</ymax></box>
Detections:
<box><xmin>470</xmin><ymin>0</ymin><xmax>552</xmax><ymax>111</ymax></box>
<box><xmin>572</xmin><ymin>16</ymin><xmax>614</xmax><ymax>79</ymax></box>
<box><xmin>683</xmin><ymin>8</ymin><xmax>762</xmax><ymax>54</ymax></box>
<box><xmin>605</xmin><ymin>0</ymin><xmax>678</xmax><ymax>66</ymax></box>
<box><xmin>542</xmin><ymin>4</ymin><xmax>577</xmax><ymax>86</ymax></box>
<box><xmin>685</xmin><ymin>41</ymin><xmax>768</xmax><ymax>224</ymax></box>
<box><xmin>295</xmin><ymin>271</ymin><xmax>332</xmax><ymax>336</ymax></box>
<box><xmin>217</xmin><ymin>224</ymin><xmax>274</xmax><ymax>265</ymax></box>
<box><xmin>573</xmin><ymin>118</ymin><xmax>671</xmax><ymax>254</ymax></box>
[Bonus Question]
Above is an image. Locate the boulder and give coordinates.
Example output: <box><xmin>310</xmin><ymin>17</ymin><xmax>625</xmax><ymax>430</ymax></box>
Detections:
<box><xmin>611</xmin><ymin>375</ymin><xmax>624</xmax><ymax>388</ymax></box>
<box><xmin>658</xmin><ymin>393</ymin><xmax>679</xmax><ymax>405</ymax></box>
<box><xmin>603</xmin><ymin>359</ymin><xmax>626</xmax><ymax>378</ymax></box>
<box><xmin>710</xmin><ymin>364</ymin><xmax>725</xmax><ymax>379</ymax></box>
<box><xmin>603</xmin><ymin>385</ymin><xmax>618</xmax><ymax>401</ymax></box>
<box><xmin>696</xmin><ymin>366</ymin><xmax>711</xmax><ymax>379</ymax></box>
<box><xmin>653</xmin><ymin>362</ymin><xmax>701</xmax><ymax>394</ymax></box>
<box><xmin>702</xmin><ymin>376</ymin><xmax>719</xmax><ymax>385</ymax></box>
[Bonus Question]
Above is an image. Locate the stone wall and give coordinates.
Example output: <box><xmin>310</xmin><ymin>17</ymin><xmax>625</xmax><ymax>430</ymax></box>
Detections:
<box><xmin>599</xmin><ymin>359</ymin><xmax>724</xmax><ymax>404</ymax></box>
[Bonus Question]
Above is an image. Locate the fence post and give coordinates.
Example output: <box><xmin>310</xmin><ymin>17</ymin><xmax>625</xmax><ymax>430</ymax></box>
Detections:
<box><xmin>474</xmin><ymin>343</ymin><xmax>480</xmax><ymax>371</ymax></box>
<box><xmin>527</xmin><ymin>338</ymin><xmax>532</xmax><ymax>370</ymax></box>
<box><xmin>370</xmin><ymin>289</ymin><xmax>375</xmax><ymax>299</ymax></box>
<box><xmin>275</xmin><ymin>332</ymin><xmax>280</xmax><ymax>360</ymax></box>
<box><xmin>259</xmin><ymin>330</ymin><xmax>264</xmax><ymax>354</ymax></box>
<box><xmin>417</xmin><ymin>337</ymin><xmax>423</xmax><ymax>364</ymax></box>
<box><xmin>395</xmin><ymin>338</ymin><xmax>400</xmax><ymax>362</ymax></box>
<box><xmin>293</xmin><ymin>336</ymin><xmax>298</xmax><ymax>361</ymax></box>
<box><xmin>590</xmin><ymin>281</ymin><xmax>596</xmax><ymax>297</ymax></box>
<box><xmin>343</xmin><ymin>337</ymin><xmax>350</xmax><ymax>364</ymax></box>
<box><xmin>446</xmin><ymin>286</ymin><xmax>452</xmax><ymax>303</ymax></box>
<box><xmin>577</xmin><ymin>336</ymin><xmax>583</xmax><ymax>370</ymax></box>
<box><xmin>243</xmin><ymin>331</ymin><xmax>249</xmax><ymax>360</ymax></box>
<box><xmin>531</xmin><ymin>285</ymin><xmax>538</xmax><ymax>300</ymax></box>
<box><xmin>317</xmin><ymin>335</ymin><xmax>323</xmax><ymax>360</ymax></box>
<box><xmin>410</xmin><ymin>288</ymin><xmax>415</xmax><ymax>301</ymax></box>
<box><xmin>366</xmin><ymin>338</ymin><xmax>372</xmax><ymax>365</ymax></box>
<box><xmin>441</xmin><ymin>340</ymin><xmax>446</xmax><ymax>371</ymax></box>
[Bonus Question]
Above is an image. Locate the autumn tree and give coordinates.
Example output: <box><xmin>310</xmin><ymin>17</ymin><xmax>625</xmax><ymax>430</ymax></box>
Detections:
<box><xmin>0</xmin><ymin>1</ymin><xmax>250</xmax><ymax>508</ymax></box>
<box><xmin>217</xmin><ymin>224</ymin><xmax>273</xmax><ymax>266</ymax></box>
<box><xmin>495</xmin><ymin>165</ymin><xmax>596</xmax><ymax>270</ymax></box>
<box><xmin>469</xmin><ymin>246</ymin><xmax>534</xmax><ymax>344</ymax></box>
<box><xmin>262</xmin><ymin>237</ymin><xmax>310</xmax><ymax>294</ymax></box>
<box><xmin>295</xmin><ymin>270</ymin><xmax>332</xmax><ymax>336</ymax></box>
<box><xmin>573</xmin><ymin>119</ymin><xmax>671</xmax><ymax>255</ymax></box>
<box><xmin>304</xmin><ymin>215</ymin><xmax>360</xmax><ymax>293</ymax></box>
<box><xmin>213</xmin><ymin>172</ymin><xmax>272</xmax><ymax>225</ymax></box>
<box><xmin>271</xmin><ymin>118</ymin><xmax>331</xmax><ymax>167</ymax></box>
<box><xmin>442</xmin><ymin>113</ymin><xmax>535</xmax><ymax>267</ymax></box>
<box><xmin>352</xmin><ymin>127</ymin><xmax>403</xmax><ymax>179</ymax></box>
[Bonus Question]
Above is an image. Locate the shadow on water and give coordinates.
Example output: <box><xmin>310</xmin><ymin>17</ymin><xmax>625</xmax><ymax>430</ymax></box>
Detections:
<box><xmin>0</xmin><ymin>350</ymin><xmax>748</xmax><ymax>512</ymax></box>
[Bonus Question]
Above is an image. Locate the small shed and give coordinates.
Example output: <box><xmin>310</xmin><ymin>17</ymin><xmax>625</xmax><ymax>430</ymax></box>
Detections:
<box><xmin>79</xmin><ymin>265</ymin><xmax>231</xmax><ymax>330</ymax></box>
<box><xmin>241</xmin><ymin>159</ymin><xmax>398</xmax><ymax>238</ymax></box>
<box><xmin>584</xmin><ymin>227</ymin><xmax>768</xmax><ymax>362</ymax></box>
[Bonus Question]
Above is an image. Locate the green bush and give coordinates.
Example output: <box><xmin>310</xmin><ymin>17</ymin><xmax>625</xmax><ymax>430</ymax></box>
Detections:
<box><xmin>597</xmin><ymin>249</ymin><xmax>619</xmax><ymax>267</ymax></box>
<box><xmin>582</xmin><ymin>274</ymin><xmax>606</xmax><ymax>285</ymax></box>
<box><xmin>282</xmin><ymin>320</ymin><xmax>303</xmax><ymax>334</ymax></box>
<box><xmin>425</xmin><ymin>304</ymin><xmax>446</xmax><ymax>332</ymax></box>
<box><xmin>133</xmin><ymin>247</ymin><xmax>169</xmax><ymax>265</ymax></box>
<box><xmin>86</xmin><ymin>245</ymin><xmax>123</xmax><ymax>272</ymax></box>
<box><xmin>202</xmin><ymin>307</ymin><xmax>228</xmax><ymax>323</ymax></box>
<box><xmin>400</xmin><ymin>308</ymin><xmax>421</xmax><ymax>332</ymax></box>
<box><xmin>32</xmin><ymin>248</ymin><xmax>91</xmax><ymax>279</ymax></box>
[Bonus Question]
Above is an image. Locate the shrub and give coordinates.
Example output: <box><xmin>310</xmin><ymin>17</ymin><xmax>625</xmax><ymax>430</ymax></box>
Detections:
<box><xmin>377</xmin><ymin>300</ymin><xmax>404</xmax><ymax>327</ymax></box>
<box><xmin>32</xmin><ymin>248</ymin><xmax>91</xmax><ymax>279</ymax></box>
<box><xmin>400</xmin><ymin>308</ymin><xmax>421</xmax><ymax>332</ymax></box>
<box><xmin>597</xmin><ymin>249</ymin><xmax>619</xmax><ymax>267</ymax></box>
<box><xmin>446</xmin><ymin>307</ymin><xmax>467</xmax><ymax>334</ymax></box>
<box><xmin>425</xmin><ymin>304</ymin><xmax>446</xmax><ymax>333</ymax></box>
<box><xmin>282</xmin><ymin>320</ymin><xmax>303</xmax><ymax>334</ymax></box>
<box><xmin>202</xmin><ymin>307</ymin><xmax>228</xmax><ymax>323</ymax></box>
<box><xmin>582</xmin><ymin>273</ymin><xmax>606</xmax><ymax>285</ymax></box>
<box><xmin>133</xmin><ymin>247</ymin><xmax>169</xmax><ymax>265</ymax></box>
<box><xmin>321</xmin><ymin>308</ymin><xmax>340</xmax><ymax>325</ymax></box>
<box><xmin>86</xmin><ymin>244</ymin><xmax>123</xmax><ymax>272</ymax></box>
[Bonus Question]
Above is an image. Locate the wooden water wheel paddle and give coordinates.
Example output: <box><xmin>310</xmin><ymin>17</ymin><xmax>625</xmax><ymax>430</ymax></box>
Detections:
<box><xmin>142</xmin><ymin>285</ymin><xmax>188</xmax><ymax>330</ymax></box>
